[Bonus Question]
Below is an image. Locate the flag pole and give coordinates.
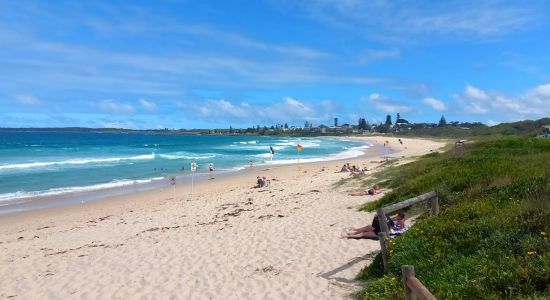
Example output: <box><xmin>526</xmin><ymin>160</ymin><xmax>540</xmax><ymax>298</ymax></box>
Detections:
<box><xmin>190</xmin><ymin>162</ymin><xmax>197</xmax><ymax>198</ymax></box>
<box><xmin>298</xmin><ymin>147</ymin><xmax>301</xmax><ymax>169</ymax></box>
<box><xmin>296</xmin><ymin>144</ymin><xmax>303</xmax><ymax>170</ymax></box>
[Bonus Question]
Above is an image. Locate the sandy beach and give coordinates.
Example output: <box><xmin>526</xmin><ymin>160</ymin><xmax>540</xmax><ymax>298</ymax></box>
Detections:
<box><xmin>0</xmin><ymin>136</ymin><xmax>446</xmax><ymax>299</ymax></box>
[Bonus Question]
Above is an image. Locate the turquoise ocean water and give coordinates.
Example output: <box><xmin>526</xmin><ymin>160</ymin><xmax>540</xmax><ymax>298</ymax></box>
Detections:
<box><xmin>0</xmin><ymin>131</ymin><xmax>371</xmax><ymax>208</ymax></box>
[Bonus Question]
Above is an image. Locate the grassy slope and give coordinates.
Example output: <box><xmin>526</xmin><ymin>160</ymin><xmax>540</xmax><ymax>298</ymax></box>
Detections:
<box><xmin>358</xmin><ymin>137</ymin><xmax>550</xmax><ymax>299</ymax></box>
<box><xmin>397</xmin><ymin>118</ymin><xmax>550</xmax><ymax>139</ymax></box>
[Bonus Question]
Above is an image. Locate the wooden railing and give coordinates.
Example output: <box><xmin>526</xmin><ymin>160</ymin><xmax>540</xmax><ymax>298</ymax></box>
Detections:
<box><xmin>377</xmin><ymin>191</ymin><xmax>439</xmax><ymax>271</ymax></box>
<box><xmin>402</xmin><ymin>265</ymin><xmax>436</xmax><ymax>300</ymax></box>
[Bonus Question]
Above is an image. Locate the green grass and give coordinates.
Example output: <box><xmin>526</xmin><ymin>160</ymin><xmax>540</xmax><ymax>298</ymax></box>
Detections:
<box><xmin>358</xmin><ymin>137</ymin><xmax>550</xmax><ymax>299</ymax></box>
<box><xmin>397</xmin><ymin>117</ymin><xmax>550</xmax><ymax>139</ymax></box>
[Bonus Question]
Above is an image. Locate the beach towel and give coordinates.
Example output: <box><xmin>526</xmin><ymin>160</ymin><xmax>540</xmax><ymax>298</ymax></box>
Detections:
<box><xmin>390</xmin><ymin>226</ymin><xmax>410</xmax><ymax>237</ymax></box>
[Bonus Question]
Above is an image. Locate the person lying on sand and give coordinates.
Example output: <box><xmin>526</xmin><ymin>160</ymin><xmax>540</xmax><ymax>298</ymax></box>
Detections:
<box><xmin>348</xmin><ymin>184</ymin><xmax>380</xmax><ymax>196</ymax></box>
<box><xmin>342</xmin><ymin>213</ymin><xmax>405</xmax><ymax>239</ymax></box>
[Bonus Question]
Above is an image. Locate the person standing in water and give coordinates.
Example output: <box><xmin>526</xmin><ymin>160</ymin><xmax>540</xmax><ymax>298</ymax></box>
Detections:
<box><xmin>208</xmin><ymin>163</ymin><xmax>214</xmax><ymax>179</ymax></box>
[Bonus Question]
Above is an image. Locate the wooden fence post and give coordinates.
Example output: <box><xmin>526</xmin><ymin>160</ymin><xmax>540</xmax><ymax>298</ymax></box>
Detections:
<box><xmin>377</xmin><ymin>208</ymin><xmax>390</xmax><ymax>235</ymax></box>
<box><xmin>379</xmin><ymin>232</ymin><xmax>389</xmax><ymax>272</ymax></box>
<box><xmin>402</xmin><ymin>265</ymin><xmax>415</xmax><ymax>300</ymax></box>
<box><xmin>430</xmin><ymin>193</ymin><xmax>439</xmax><ymax>215</ymax></box>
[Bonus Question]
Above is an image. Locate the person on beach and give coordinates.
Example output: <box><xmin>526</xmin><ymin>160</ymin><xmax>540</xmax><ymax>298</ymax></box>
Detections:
<box><xmin>342</xmin><ymin>213</ymin><xmax>405</xmax><ymax>239</ymax></box>
<box><xmin>355</xmin><ymin>167</ymin><xmax>368</xmax><ymax>176</ymax></box>
<box><xmin>398</xmin><ymin>138</ymin><xmax>407</xmax><ymax>149</ymax></box>
<box><xmin>253</xmin><ymin>176</ymin><xmax>265</xmax><ymax>188</ymax></box>
<box><xmin>262</xmin><ymin>176</ymin><xmax>270</xmax><ymax>187</ymax></box>
<box><xmin>340</xmin><ymin>164</ymin><xmax>350</xmax><ymax>172</ymax></box>
<box><xmin>252</xmin><ymin>176</ymin><xmax>270</xmax><ymax>188</ymax></box>
<box><xmin>208</xmin><ymin>163</ymin><xmax>214</xmax><ymax>179</ymax></box>
<box><xmin>349</xmin><ymin>184</ymin><xmax>380</xmax><ymax>196</ymax></box>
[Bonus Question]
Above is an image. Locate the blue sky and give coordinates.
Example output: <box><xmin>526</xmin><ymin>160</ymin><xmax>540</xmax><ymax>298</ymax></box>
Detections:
<box><xmin>1</xmin><ymin>0</ymin><xmax>549</xmax><ymax>129</ymax></box>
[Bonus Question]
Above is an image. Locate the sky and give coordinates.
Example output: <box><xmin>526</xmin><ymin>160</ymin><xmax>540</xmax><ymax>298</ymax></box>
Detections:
<box><xmin>1</xmin><ymin>0</ymin><xmax>550</xmax><ymax>129</ymax></box>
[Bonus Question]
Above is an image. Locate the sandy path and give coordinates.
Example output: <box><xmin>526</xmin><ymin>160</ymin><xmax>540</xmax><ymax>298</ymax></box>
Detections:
<box><xmin>0</xmin><ymin>136</ymin><xmax>445</xmax><ymax>299</ymax></box>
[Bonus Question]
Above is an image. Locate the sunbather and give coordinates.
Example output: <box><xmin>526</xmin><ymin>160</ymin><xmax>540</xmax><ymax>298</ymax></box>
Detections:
<box><xmin>342</xmin><ymin>213</ymin><xmax>405</xmax><ymax>239</ymax></box>
<box><xmin>348</xmin><ymin>184</ymin><xmax>380</xmax><ymax>196</ymax></box>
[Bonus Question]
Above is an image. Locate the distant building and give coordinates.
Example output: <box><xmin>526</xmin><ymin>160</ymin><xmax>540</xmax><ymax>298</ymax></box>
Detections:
<box><xmin>393</xmin><ymin>113</ymin><xmax>411</xmax><ymax>131</ymax></box>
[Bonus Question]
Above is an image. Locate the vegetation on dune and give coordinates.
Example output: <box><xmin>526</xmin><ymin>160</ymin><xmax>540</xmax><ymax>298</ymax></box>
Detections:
<box><xmin>357</xmin><ymin>137</ymin><xmax>550</xmax><ymax>299</ymax></box>
<box><xmin>397</xmin><ymin>117</ymin><xmax>550</xmax><ymax>139</ymax></box>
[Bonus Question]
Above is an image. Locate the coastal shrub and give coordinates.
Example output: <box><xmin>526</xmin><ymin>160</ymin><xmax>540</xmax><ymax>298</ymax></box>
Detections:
<box><xmin>359</xmin><ymin>137</ymin><xmax>550</xmax><ymax>299</ymax></box>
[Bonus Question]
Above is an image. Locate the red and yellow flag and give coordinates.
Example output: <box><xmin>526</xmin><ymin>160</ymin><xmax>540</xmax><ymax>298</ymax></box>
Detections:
<box><xmin>297</xmin><ymin>144</ymin><xmax>303</xmax><ymax>152</ymax></box>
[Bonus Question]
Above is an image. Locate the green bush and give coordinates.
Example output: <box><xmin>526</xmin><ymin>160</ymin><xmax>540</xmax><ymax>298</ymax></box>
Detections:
<box><xmin>360</xmin><ymin>137</ymin><xmax>550</xmax><ymax>299</ymax></box>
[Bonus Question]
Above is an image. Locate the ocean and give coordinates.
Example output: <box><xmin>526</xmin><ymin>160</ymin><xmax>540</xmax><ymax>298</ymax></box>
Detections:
<box><xmin>0</xmin><ymin>131</ymin><xmax>372</xmax><ymax>212</ymax></box>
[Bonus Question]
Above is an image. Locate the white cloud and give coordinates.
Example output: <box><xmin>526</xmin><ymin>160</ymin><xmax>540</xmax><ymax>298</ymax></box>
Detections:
<box><xmin>97</xmin><ymin>99</ymin><xmax>135</xmax><ymax>115</ymax></box>
<box><xmin>454</xmin><ymin>83</ymin><xmax>550</xmax><ymax>119</ymax></box>
<box><xmin>139</xmin><ymin>98</ymin><xmax>157</xmax><ymax>112</ymax></box>
<box><xmin>14</xmin><ymin>94</ymin><xmax>40</xmax><ymax>105</ymax></box>
<box><xmin>101</xmin><ymin>120</ymin><xmax>135</xmax><ymax>129</ymax></box>
<box><xmin>211</xmin><ymin>99</ymin><xmax>250</xmax><ymax>118</ymax></box>
<box><xmin>186</xmin><ymin>96</ymin><xmax>333</xmax><ymax>123</ymax></box>
<box><xmin>365</xmin><ymin>93</ymin><xmax>411</xmax><ymax>113</ymax></box>
<box><xmin>527</xmin><ymin>83</ymin><xmax>550</xmax><ymax>101</ymax></box>
<box><xmin>422</xmin><ymin>97</ymin><xmax>447</xmax><ymax>111</ymax></box>
<box><xmin>464</xmin><ymin>85</ymin><xmax>490</xmax><ymax>100</ymax></box>
<box><xmin>358</xmin><ymin>48</ymin><xmax>400</xmax><ymax>64</ymax></box>
<box><xmin>486</xmin><ymin>120</ymin><xmax>500</xmax><ymax>126</ymax></box>
<box><xmin>286</xmin><ymin>0</ymin><xmax>538</xmax><ymax>41</ymax></box>
<box><xmin>262</xmin><ymin>97</ymin><xmax>320</xmax><ymax>121</ymax></box>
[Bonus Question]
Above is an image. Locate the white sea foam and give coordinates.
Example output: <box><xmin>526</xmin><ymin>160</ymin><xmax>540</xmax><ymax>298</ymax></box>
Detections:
<box><xmin>266</xmin><ymin>145</ymin><xmax>370</xmax><ymax>165</ymax></box>
<box><xmin>232</xmin><ymin>145</ymin><xmax>274</xmax><ymax>151</ymax></box>
<box><xmin>158</xmin><ymin>152</ymin><xmax>216</xmax><ymax>160</ymax></box>
<box><xmin>0</xmin><ymin>177</ymin><xmax>166</xmax><ymax>202</ymax></box>
<box><xmin>0</xmin><ymin>153</ymin><xmax>156</xmax><ymax>171</ymax></box>
<box><xmin>274</xmin><ymin>141</ymin><xmax>320</xmax><ymax>148</ymax></box>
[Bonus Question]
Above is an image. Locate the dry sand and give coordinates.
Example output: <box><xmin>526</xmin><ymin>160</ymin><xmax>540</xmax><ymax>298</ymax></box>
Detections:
<box><xmin>0</xmin><ymin>136</ymin><xmax>446</xmax><ymax>299</ymax></box>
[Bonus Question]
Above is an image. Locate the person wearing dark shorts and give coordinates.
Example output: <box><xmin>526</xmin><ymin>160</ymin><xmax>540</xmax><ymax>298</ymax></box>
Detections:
<box><xmin>342</xmin><ymin>213</ymin><xmax>404</xmax><ymax>239</ymax></box>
